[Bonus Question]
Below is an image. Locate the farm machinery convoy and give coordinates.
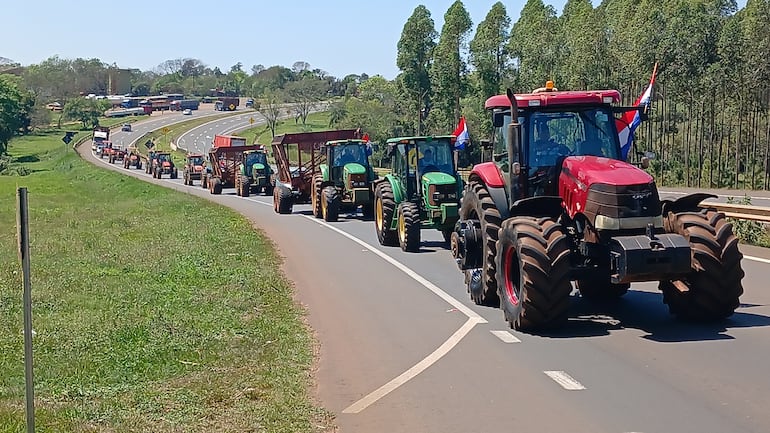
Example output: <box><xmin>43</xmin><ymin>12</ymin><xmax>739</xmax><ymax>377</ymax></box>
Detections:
<box><xmin>104</xmin><ymin>80</ymin><xmax>745</xmax><ymax>333</ymax></box>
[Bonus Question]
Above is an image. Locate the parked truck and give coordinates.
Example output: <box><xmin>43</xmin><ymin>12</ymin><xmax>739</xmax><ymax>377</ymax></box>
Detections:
<box><xmin>171</xmin><ymin>99</ymin><xmax>200</xmax><ymax>111</ymax></box>
<box><xmin>214</xmin><ymin>97</ymin><xmax>239</xmax><ymax>111</ymax></box>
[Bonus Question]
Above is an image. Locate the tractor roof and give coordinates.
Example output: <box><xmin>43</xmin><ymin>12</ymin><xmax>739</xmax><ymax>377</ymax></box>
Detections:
<box><xmin>326</xmin><ymin>139</ymin><xmax>366</xmax><ymax>146</ymax></box>
<box><xmin>485</xmin><ymin>86</ymin><xmax>621</xmax><ymax>111</ymax></box>
<box><xmin>386</xmin><ymin>135</ymin><xmax>456</xmax><ymax>146</ymax></box>
<box><xmin>187</xmin><ymin>153</ymin><xmax>204</xmax><ymax>158</ymax></box>
<box><xmin>271</xmin><ymin>129</ymin><xmax>360</xmax><ymax>151</ymax></box>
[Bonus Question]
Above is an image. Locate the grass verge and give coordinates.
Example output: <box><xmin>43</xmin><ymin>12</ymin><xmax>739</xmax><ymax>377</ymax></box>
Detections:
<box><xmin>0</xmin><ymin>131</ymin><xmax>332</xmax><ymax>432</ymax></box>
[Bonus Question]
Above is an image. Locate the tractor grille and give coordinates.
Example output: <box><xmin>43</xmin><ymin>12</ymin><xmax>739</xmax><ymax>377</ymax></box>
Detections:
<box><xmin>348</xmin><ymin>173</ymin><xmax>367</xmax><ymax>188</ymax></box>
<box><xmin>428</xmin><ymin>183</ymin><xmax>458</xmax><ymax>206</ymax></box>
<box><xmin>585</xmin><ymin>182</ymin><xmax>661</xmax><ymax>220</ymax></box>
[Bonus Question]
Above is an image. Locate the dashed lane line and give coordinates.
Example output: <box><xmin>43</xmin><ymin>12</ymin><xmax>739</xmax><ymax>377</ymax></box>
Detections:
<box><xmin>491</xmin><ymin>330</ymin><xmax>521</xmax><ymax>343</ymax></box>
<box><xmin>544</xmin><ymin>371</ymin><xmax>586</xmax><ymax>390</ymax></box>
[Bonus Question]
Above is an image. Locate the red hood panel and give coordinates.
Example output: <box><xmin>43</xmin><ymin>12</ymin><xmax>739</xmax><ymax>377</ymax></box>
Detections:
<box><xmin>562</xmin><ymin>156</ymin><xmax>653</xmax><ymax>186</ymax></box>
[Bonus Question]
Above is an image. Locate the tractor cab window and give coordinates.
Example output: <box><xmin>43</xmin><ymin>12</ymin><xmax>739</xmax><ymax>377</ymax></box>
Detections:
<box><xmin>245</xmin><ymin>152</ymin><xmax>267</xmax><ymax>166</ymax></box>
<box><xmin>492</xmin><ymin>113</ymin><xmax>525</xmax><ymax>169</ymax></box>
<box><xmin>157</xmin><ymin>154</ymin><xmax>171</xmax><ymax>162</ymax></box>
<box><xmin>333</xmin><ymin>143</ymin><xmax>368</xmax><ymax>166</ymax></box>
<box><xmin>413</xmin><ymin>139</ymin><xmax>454</xmax><ymax>176</ymax></box>
<box><xmin>189</xmin><ymin>156</ymin><xmax>204</xmax><ymax>165</ymax></box>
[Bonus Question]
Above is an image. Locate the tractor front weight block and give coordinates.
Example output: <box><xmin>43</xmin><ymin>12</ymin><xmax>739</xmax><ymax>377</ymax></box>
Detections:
<box><xmin>609</xmin><ymin>233</ymin><xmax>691</xmax><ymax>284</ymax></box>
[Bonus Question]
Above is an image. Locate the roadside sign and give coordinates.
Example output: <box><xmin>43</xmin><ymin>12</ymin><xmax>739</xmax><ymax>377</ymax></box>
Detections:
<box><xmin>161</xmin><ymin>127</ymin><xmax>170</xmax><ymax>135</ymax></box>
<box><xmin>145</xmin><ymin>140</ymin><xmax>154</xmax><ymax>149</ymax></box>
<box><xmin>249</xmin><ymin>117</ymin><xmax>255</xmax><ymax>125</ymax></box>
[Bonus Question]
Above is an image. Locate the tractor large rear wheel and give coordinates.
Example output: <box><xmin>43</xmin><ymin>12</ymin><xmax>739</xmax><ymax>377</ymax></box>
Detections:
<box><xmin>460</xmin><ymin>181</ymin><xmax>502</xmax><ymax>306</ymax></box>
<box><xmin>397</xmin><ymin>201</ymin><xmax>421</xmax><ymax>252</ymax></box>
<box><xmin>277</xmin><ymin>185</ymin><xmax>293</xmax><ymax>214</ymax></box>
<box><xmin>312</xmin><ymin>175</ymin><xmax>323</xmax><ymax>218</ymax></box>
<box><xmin>495</xmin><ymin>217</ymin><xmax>572</xmax><ymax>331</ymax></box>
<box><xmin>201</xmin><ymin>173</ymin><xmax>208</xmax><ymax>189</ymax></box>
<box><xmin>212</xmin><ymin>178</ymin><xmax>223</xmax><ymax>195</ymax></box>
<box><xmin>659</xmin><ymin>209</ymin><xmax>744</xmax><ymax>320</ymax></box>
<box><xmin>374</xmin><ymin>182</ymin><xmax>398</xmax><ymax>246</ymax></box>
<box><xmin>322</xmin><ymin>186</ymin><xmax>340</xmax><ymax>222</ymax></box>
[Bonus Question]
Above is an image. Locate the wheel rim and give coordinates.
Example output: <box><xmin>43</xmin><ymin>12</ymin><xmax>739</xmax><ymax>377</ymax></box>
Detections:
<box><xmin>398</xmin><ymin>211</ymin><xmax>406</xmax><ymax>244</ymax></box>
<box><xmin>504</xmin><ymin>246</ymin><xmax>520</xmax><ymax>306</ymax></box>
<box><xmin>322</xmin><ymin>193</ymin><xmax>328</xmax><ymax>217</ymax></box>
<box><xmin>375</xmin><ymin>197</ymin><xmax>384</xmax><ymax>231</ymax></box>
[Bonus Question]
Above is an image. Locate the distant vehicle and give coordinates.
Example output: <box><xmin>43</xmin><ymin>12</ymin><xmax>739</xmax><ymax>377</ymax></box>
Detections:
<box><xmin>182</xmin><ymin>109</ymin><xmax>192</xmax><ymax>115</ymax></box>
<box><xmin>246</xmin><ymin>98</ymin><xmax>254</xmax><ymax>108</ymax></box>
<box><xmin>121</xmin><ymin>123</ymin><xmax>132</xmax><ymax>132</ymax></box>
<box><xmin>214</xmin><ymin>97</ymin><xmax>239</xmax><ymax>111</ymax></box>
<box><xmin>170</xmin><ymin>99</ymin><xmax>200</xmax><ymax>111</ymax></box>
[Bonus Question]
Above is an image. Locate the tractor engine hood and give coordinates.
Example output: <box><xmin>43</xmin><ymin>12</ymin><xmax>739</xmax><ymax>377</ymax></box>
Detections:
<box><xmin>421</xmin><ymin>171</ymin><xmax>456</xmax><ymax>185</ymax></box>
<box><xmin>559</xmin><ymin>156</ymin><xmax>662</xmax><ymax>229</ymax></box>
<box><xmin>343</xmin><ymin>163</ymin><xmax>367</xmax><ymax>175</ymax></box>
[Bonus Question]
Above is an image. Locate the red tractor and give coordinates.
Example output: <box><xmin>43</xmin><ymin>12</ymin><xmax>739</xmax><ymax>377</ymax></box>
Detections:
<box><xmin>451</xmin><ymin>82</ymin><xmax>744</xmax><ymax>331</ymax></box>
<box><xmin>123</xmin><ymin>148</ymin><xmax>142</xmax><ymax>169</ymax></box>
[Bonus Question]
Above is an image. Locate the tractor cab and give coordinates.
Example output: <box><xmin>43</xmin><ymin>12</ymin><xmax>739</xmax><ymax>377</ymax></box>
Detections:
<box><xmin>241</xmin><ymin>149</ymin><xmax>269</xmax><ymax>177</ymax></box>
<box><xmin>386</xmin><ymin>135</ymin><xmax>458</xmax><ymax>201</ymax></box>
<box><xmin>187</xmin><ymin>154</ymin><xmax>204</xmax><ymax>166</ymax></box>
<box><xmin>324</xmin><ymin>139</ymin><xmax>374</xmax><ymax>185</ymax></box>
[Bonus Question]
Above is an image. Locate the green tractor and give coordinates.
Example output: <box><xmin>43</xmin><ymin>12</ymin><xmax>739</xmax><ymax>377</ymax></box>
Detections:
<box><xmin>235</xmin><ymin>147</ymin><xmax>274</xmax><ymax>197</ymax></box>
<box><xmin>311</xmin><ymin>139</ymin><xmax>377</xmax><ymax>222</ymax></box>
<box><xmin>373</xmin><ymin>135</ymin><xmax>463</xmax><ymax>252</ymax></box>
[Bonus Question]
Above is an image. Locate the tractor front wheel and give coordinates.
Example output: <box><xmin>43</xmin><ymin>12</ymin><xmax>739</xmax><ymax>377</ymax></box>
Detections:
<box><xmin>659</xmin><ymin>209</ymin><xmax>744</xmax><ymax>321</ymax></box>
<box><xmin>397</xmin><ymin>201</ymin><xmax>421</xmax><ymax>252</ymax></box>
<box><xmin>212</xmin><ymin>178</ymin><xmax>223</xmax><ymax>195</ymax></box>
<box><xmin>495</xmin><ymin>217</ymin><xmax>572</xmax><ymax>331</ymax></box>
<box><xmin>374</xmin><ymin>182</ymin><xmax>398</xmax><ymax>246</ymax></box>
<box><xmin>460</xmin><ymin>181</ymin><xmax>502</xmax><ymax>306</ymax></box>
<box><xmin>239</xmin><ymin>176</ymin><xmax>250</xmax><ymax>197</ymax></box>
<box><xmin>322</xmin><ymin>186</ymin><xmax>340</xmax><ymax>222</ymax></box>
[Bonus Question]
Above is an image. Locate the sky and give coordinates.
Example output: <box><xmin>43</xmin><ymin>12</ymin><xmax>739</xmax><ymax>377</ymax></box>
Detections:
<box><xmin>1</xmin><ymin>0</ymin><xmax>749</xmax><ymax>81</ymax></box>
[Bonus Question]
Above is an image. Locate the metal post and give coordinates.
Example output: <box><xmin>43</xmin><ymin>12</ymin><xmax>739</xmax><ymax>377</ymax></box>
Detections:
<box><xmin>17</xmin><ymin>187</ymin><xmax>35</xmax><ymax>433</ymax></box>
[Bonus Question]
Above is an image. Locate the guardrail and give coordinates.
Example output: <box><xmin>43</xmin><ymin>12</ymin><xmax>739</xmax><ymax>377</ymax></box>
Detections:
<box><xmin>372</xmin><ymin>168</ymin><xmax>770</xmax><ymax>223</ymax></box>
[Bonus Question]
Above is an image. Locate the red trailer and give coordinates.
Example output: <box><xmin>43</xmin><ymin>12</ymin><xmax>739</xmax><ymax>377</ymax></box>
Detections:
<box><xmin>271</xmin><ymin>129</ymin><xmax>361</xmax><ymax>214</ymax></box>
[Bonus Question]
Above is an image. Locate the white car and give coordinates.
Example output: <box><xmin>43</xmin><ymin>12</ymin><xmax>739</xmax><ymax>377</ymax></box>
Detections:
<box><xmin>182</xmin><ymin>109</ymin><xmax>192</xmax><ymax>115</ymax></box>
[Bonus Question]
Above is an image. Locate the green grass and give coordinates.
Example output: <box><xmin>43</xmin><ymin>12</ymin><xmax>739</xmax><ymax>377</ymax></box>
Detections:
<box><xmin>0</xmin><ymin>131</ymin><xmax>332</xmax><ymax>432</ymax></box>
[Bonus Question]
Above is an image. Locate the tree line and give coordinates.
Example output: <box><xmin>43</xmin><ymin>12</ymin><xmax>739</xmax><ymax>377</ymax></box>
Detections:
<box><xmin>333</xmin><ymin>0</ymin><xmax>770</xmax><ymax>190</ymax></box>
<box><xmin>2</xmin><ymin>0</ymin><xmax>769</xmax><ymax>190</ymax></box>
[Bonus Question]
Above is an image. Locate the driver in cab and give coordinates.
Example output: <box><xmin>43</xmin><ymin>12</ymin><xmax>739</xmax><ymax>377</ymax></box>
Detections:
<box><xmin>336</xmin><ymin>145</ymin><xmax>360</xmax><ymax>165</ymax></box>
<box><xmin>418</xmin><ymin>148</ymin><xmax>436</xmax><ymax>173</ymax></box>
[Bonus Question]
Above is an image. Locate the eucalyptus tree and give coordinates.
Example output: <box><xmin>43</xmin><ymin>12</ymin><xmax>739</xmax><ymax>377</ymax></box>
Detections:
<box><xmin>396</xmin><ymin>5</ymin><xmax>437</xmax><ymax>134</ymax></box>
<box><xmin>429</xmin><ymin>0</ymin><xmax>472</xmax><ymax>132</ymax></box>
<box><xmin>508</xmin><ymin>0</ymin><xmax>560</xmax><ymax>91</ymax></box>
<box><xmin>469</xmin><ymin>2</ymin><xmax>510</xmax><ymax>100</ymax></box>
<box><xmin>559</xmin><ymin>0</ymin><xmax>608</xmax><ymax>89</ymax></box>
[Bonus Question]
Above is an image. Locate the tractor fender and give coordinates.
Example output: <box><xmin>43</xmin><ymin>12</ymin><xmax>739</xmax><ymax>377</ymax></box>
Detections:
<box><xmin>661</xmin><ymin>193</ymin><xmax>718</xmax><ymax>215</ymax></box>
<box><xmin>376</xmin><ymin>174</ymin><xmax>404</xmax><ymax>204</ymax></box>
<box><xmin>468</xmin><ymin>164</ymin><xmax>510</xmax><ymax>220</ymax></box>
<box><xmin>509</xmin><ymin>196</ymin><xmax>564</xmax><ymax>219</ymax></box>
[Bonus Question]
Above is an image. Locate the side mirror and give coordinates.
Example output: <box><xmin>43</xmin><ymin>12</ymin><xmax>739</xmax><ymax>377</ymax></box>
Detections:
<box><xmin>480</xmin><ymin>140</ymin><xmax>492</xmax><ymax>150</ymax></box>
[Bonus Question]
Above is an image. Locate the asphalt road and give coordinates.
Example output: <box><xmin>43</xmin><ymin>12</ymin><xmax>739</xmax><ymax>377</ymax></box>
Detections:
<box><xmin>78</xmin><ymin>116</ymin><xmax>770</xmax><ymax>433</ymax></box>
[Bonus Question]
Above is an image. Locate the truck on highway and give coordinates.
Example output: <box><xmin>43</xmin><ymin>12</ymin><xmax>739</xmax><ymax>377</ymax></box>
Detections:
<box><xmin>213</xmin><ymin>134</ymin><xmax>247</xmax><ymax>148</ymax></box>
<box><xmin>215</xmin><ymin>97</ymin><xmax>239</xmax><ymax>111</ymax></box>
<box><xmin>170</xmin><ymin>99</ymin><xmax>200</xmax><ymax>111</ymax></box>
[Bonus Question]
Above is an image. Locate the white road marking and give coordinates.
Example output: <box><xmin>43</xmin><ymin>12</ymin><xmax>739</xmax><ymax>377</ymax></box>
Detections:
<box><xmin>490</xmin><ymin>330</ymin><xmax>521</xmax><ymax>343</ymax></box>
<box><xmin>243</xmin><ymin>197</ymin><xmax>488</xmax><ymax>413</ymax></box>
<box><xmin>544</xmin><ymin>371</ymin><xmax>586</xmax><ymax>390</ymax></box>
<box><xmin>744</xmin><ymin>255</ymin><xmax>770</xmax><ymax>264</ymax></box>
<box><xmin>342</xmin><ymin>317</ymin><xmax>483</xmax><ymax>414</ymax></box>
